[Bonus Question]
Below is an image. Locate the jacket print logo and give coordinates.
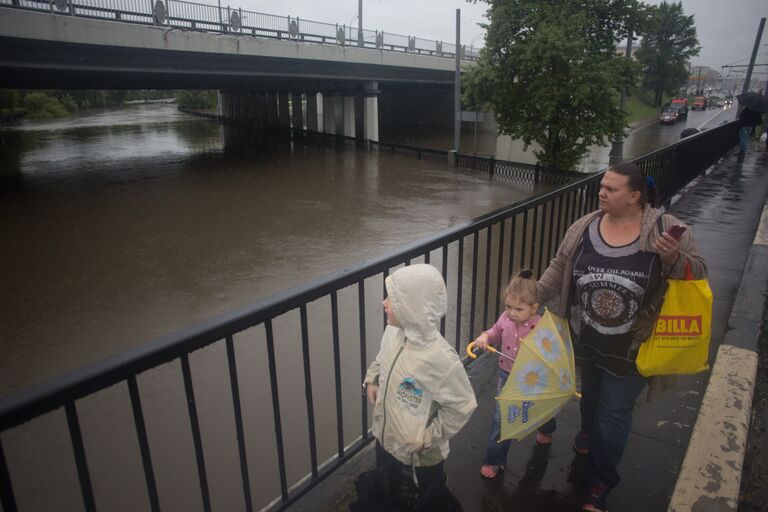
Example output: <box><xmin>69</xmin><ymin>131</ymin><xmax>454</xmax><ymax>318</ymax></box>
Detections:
<box><xmin>395</xmin><ymin>377</ymin><xmax>424</xmax><ymax>412</ymax></box>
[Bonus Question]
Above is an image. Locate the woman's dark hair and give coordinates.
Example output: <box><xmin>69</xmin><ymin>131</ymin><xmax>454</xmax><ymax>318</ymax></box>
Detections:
<box><xmin>608</xmin><ymin>161</ymin><xmax>657</xmax><ymax>208</ymax></box>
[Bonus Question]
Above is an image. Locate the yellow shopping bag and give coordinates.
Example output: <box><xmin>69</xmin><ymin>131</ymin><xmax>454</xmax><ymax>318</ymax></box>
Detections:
<box><xmin>636</xmin><ymin>278</ymin><xmax>713</xmax><ymax>377</ymax></box>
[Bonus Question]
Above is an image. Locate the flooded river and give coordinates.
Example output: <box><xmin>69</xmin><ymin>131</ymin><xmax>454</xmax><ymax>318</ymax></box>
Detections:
<box><xmin>0</xmin><ymin>104</ymin><xmax>555</xmax><ymax>397</ymax></box>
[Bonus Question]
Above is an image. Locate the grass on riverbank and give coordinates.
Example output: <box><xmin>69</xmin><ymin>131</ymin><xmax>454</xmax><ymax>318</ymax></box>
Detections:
<box><xmin>624</xmin><ymin>89</ymin><xmax>670</xmax><ymax>125</ymax></box>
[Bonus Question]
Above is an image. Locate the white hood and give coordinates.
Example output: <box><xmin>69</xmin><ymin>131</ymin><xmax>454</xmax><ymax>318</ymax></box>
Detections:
<box><xmin>385</xmin><ymin>264</ymin><xmax>447</xmax><ymax>349</ymax></box>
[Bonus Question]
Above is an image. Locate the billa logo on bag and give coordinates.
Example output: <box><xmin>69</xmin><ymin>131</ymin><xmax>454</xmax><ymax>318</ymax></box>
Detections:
<box><xmin>655</xmin><ymin>315</ymin><xmax>702</xmax><ymax>337</ymax></box>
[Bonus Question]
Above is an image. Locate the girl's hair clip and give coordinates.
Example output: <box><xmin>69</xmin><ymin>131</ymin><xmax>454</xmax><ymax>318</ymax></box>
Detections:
<box><xmin>646</xmin><ymin>175</ymin><xmax>656</xmax><ymax>190</ymax></box>
<box><xmin>518</xmin><ymin>269</ymin><xmax>534</xmax><ymax>279</ymax></box>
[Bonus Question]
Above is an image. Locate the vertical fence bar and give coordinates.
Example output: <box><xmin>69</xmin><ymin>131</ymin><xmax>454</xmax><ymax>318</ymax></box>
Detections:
<box><xmin>180</xmin><ymin>354</ymin><xmax>212</xmax><ymax>512</ymax></box>
<box><xmin>576</xmin><ymin>185</ymin><xmax>585</xmax><ymax>218</ymax></box>
<box><xmin>382</xmin><ymin>269</ymin><xmax>389</xmax><ymax>330</ymax></box>
<box><xmin>482</xmin><ymin>226</ymin><xmax>492</xmax><ymax>328</ymax></box>
<box><xmin>495</xmin><ymin>220</ymin><xmax>505</xmax><ymax>320</ymax></box>
<box><xmin>536</xmin><ymin>202</ymin><xmax>548</xmax><ymax>276</ymax></box>
<box><xmin>520</xmin><ymin>210</ymin><xmax>528</xmax><ymax>271</ymax></box>
<box><xmin>528</xmin><ymin>206</ymin><xmax>538</xmax><ymax>270</ymax></box>
<box><xmin>469</xmin><ymin>232</ymin><xmax>479</xmax><ymax>341</ymax></box>
<box><xmin>555</xmin><ymin>195</ymin><xmax>565</xmax><ymax>253</ymax></box>
<box><xmin>64</xmin><ymin>402</ymin><xmax>96</xmax><ymax>512</ymax></box>
<box><xmin>358</xmin><ymin>280</ymin><xmax>368</xmax><ymax>438</ymax></box>
<box><xmin>265</xmin><ymin>320</ymin><xmax>289</xmax><ymax>501</ymax></box>
<box><xmin>570</xmin><ymin>189</ymin><xmax>579</xmax><ymax>227</ymax></box>
<box><xmin>225</xmin><ymin>336</ymin><xmax>253</xmax><ymax>512</ymax></box>
<box><xmin>330</xmin><ymin>291</ymin><xmax>345</xmax><ymax>458</ymax></box>
<box><xmin>441</xmin><ymin>244</ymin><xmax>448</xmax><ymax>336</ymax></box>
<box><xmin>299</xmin><ymin>305</ymin><xmax>319</xmax><ymax>478</ymax></box>
<box><xmin>127</xmin><ymin>376</ymin><xmax>160</xmax><ymax>512</ymax></box>
<box><xmin>508</xmin><ymin>214</ymin><xmax>517</xmax><ymax>277</ymax></box>
<box><xmin>0</xmin><ymin>438</ymin><xmax>17</xmax><ymax>512</ymax></box>
<box><xmin>454</xmin><ymin>237</ymin><xmax>464</xmax><ymax>351</ymax></box>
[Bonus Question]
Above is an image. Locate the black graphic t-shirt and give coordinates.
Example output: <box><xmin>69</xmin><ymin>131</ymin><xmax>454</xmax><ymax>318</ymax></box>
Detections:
<box><xmin>570</xmin><ymin>216</ymin><xmax>662</xmax><ymax>376</ymax></box>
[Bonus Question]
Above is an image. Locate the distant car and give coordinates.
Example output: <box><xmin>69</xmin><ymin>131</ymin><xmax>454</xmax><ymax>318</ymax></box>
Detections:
<box><xmin>670</xmin><ymin>98</ymin><xmax>689</xmax><ymax>119</ymax></box>
<box><xmin>724</xmin><ymin>98</ymin><xmax>733</xmax><ymax>108</ymax></box>
<box><xmin>692</xmin><ymin>96</ymin><xmax>707</xmax><ymax>110</ymax></box>
<box><xmin>659</xmin><ymin>108</ymin><xmax>679</xmax><ymax>124</ymax></box>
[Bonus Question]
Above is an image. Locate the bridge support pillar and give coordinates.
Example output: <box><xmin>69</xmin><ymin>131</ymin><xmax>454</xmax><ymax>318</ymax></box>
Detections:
<box><xmin>217</xmin><ymin>91</ymin><xmax>223</xmax><ymax>116</ymax></box>
<box><xmin>267</xmin><ymin>92</ymin><xmax>279</xmax><ymax>127</ymax></box>
<box><xmin>278</xmin><ymin>93</ymin><xmax>290</xmax><ymax>128</ymax></box>
<box><xmin>333</xmin><ymin>94</ymin><xmax>344</xmax><ymax>135</ymax></box>
<box><xmin>363</xmin><ymin>82</ymin><xmax>380</xmax><ymax>142</ymax></box>
<box><xmin>255</xmin><ymin>93</ymin><xmax>268</xmax><ymax>132</ymax></box>
<box><xmin>323</xmin><ymin>93</ymin><xmax>336</xmax><ymax>134</ymax></box>
<box><xmin>306</xmin><ymin>93</ymin><xmax>319</xmax><ymax>131</ymax></box>
<box><xmin>343</xmin><ymin>96</ymin><xmax>356</xmax><ymax>138</ymax></box>
<box><xmin>291</xmin><ymin>93</ymin><xmax>304</xmax><ymax>130</ymax></box>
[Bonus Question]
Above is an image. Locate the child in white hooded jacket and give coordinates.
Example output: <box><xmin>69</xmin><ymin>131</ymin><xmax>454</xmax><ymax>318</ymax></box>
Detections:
<box><xmin>363</xmin><ymin>264</ymin><xmax>477</xmax><ymax>503</ymax></box>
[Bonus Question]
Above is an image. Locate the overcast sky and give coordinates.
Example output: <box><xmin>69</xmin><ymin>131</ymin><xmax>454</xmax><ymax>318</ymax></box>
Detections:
<box><xmin>240</xmin><ymin>0</ymin><xmax>766</xmax><ymax>76</ymax></box>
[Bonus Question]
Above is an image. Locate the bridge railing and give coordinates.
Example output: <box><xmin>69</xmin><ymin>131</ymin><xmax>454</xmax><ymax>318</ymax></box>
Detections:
<box><xmin>0</xmin><ymin>121</ymin><xmax>738</xmax><ymax>512</ymax></box>
<box><xmin>0</xmin><ymin>0</ymin><xmax>479</xmax><ymax>59</ymax></box>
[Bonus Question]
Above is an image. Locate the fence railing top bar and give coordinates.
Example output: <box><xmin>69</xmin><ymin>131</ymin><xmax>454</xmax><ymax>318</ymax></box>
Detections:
<box><xmin>632</xmin><ymin>120</ymin><xmax>737</xmax><ymax>163</ymax></box>
<box><xmin>0</xmin><ymin>167</ymin><xmax>599</xmax><ymax>431</ymax></box>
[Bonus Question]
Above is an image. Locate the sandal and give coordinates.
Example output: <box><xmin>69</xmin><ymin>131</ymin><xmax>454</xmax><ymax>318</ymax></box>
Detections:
<box><xmin>480</xmin><ymin>464</ymin><xmax>502</xmax><ymax>479</ymax></box>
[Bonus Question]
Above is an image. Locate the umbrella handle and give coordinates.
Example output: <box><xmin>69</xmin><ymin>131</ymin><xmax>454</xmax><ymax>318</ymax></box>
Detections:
<box><xmin>466</xmin><ymin>341</ymin><xmax>497</xmax><ymax>359</ymax></box>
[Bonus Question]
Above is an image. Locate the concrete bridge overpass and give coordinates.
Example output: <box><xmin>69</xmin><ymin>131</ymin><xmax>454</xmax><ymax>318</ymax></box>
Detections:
<box><xmin>0</xmin><ymin>6</ymin><xmax>477</xmax><ymax>140</ymax></box>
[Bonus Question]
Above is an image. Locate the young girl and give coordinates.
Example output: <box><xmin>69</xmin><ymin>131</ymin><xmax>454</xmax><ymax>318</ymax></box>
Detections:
<box><xmin>475</xmin><ymin>270</ymin><xmax>556</xmax><ymax>479</ymax></box>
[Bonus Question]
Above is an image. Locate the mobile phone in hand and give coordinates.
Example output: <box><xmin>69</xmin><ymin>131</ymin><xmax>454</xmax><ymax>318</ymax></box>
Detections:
<box><xmin>667</xmin><ymin>224</ymin><xmax>687</xmax><ymax>240</ymax></box>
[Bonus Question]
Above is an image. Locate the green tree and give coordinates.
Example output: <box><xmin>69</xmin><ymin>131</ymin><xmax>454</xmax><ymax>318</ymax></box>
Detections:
<box><xmin>0</xmin><ymin>90</ymin><xmax>21</xmax><ymax>112</ymax></box>
<box><xmin>23</xmin><ymin>92</ymin><xmax>68</xmax><ymax>118</ymax></box>
<box><xmin>464</xmin><ymin>0</ymin><xmax>643</xmax><ymax>170</ymax></box>
<box><xmin>635</xmin><ymin>1</ymin><xmax>699</xmax><ymax>106</ymax></box>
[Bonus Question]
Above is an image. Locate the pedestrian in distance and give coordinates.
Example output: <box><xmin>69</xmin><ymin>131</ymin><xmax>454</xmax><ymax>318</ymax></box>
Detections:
<box><xmin>357</xmin><ymin>264</ymin><xmax>477</xmax><ymax>512</ymax></box>
<box><xmin>536</xmin><ymin>162</ymin><xmax>707</xmax><ymax>512</ymax></box>
<box><xmin>474</xmin><ymin>269</ymin><xmax>557</xmax><ymax>480</ymax></box>
<box><xmin>738</xmin><ymin>106</ymin><xmax>763</xmax><ymax>153</ymax></box>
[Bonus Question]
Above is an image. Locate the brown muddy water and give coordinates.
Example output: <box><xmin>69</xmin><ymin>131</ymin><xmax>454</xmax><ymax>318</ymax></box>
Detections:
<box><xmin>0</xmin><ymin>104</ymin><xmax>553</xmax><ymax>511</ymax></box>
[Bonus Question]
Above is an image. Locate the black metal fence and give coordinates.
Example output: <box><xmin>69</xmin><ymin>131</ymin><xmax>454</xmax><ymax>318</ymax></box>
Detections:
<box><xmin>0</xmin><ymin>121</ymin><xmax>738</xmax><ymax>512</ymax></box>
<box><xmin>291</xmin><ymin>129</ymin><xmax>586</xmax><ymax>187</ymax></box>
<box><xmin>0</xmin><ymin>0</ymin><xmax>479</xmax><ymax>60</ymax></box>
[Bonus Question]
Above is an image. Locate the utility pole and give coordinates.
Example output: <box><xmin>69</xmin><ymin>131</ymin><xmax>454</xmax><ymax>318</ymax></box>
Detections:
<box><xmin>741</xmin><ymin>17</ymin><xmax>765</xmax><ymax>94</ymax></box>
<box><xmin>610</xmin><ymin>30</ymin><xmax>633</xmax><ymax>165</ymax></box>
<box><xmin>357</xmin><ymin>0</ymin><xmax>363</xmax><ymax>47</ymax></box>
<box><xmin>453</xmin><ymin>8</ymin><xmax>461</xmax><ymax>153</ymax></box>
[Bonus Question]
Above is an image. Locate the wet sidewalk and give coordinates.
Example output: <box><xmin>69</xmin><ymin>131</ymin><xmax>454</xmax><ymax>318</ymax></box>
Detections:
<box><xmin>445</xmin><ymin>143</ymin><xmax>768</xmax><ymax>512</ymax></box>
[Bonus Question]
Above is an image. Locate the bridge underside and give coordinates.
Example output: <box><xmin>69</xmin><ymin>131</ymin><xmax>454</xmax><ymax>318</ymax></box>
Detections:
<box><xmin>0</xmin><ymin>35</ymin><xmax>456</xmax><ymax>92</ymax></box>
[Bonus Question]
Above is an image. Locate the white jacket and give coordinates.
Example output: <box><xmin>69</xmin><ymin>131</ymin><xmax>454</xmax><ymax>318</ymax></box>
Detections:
<box><xmin>363</xmin><ymin>264</ymin><xmax>477</xmax><ymax>466</ymax></box>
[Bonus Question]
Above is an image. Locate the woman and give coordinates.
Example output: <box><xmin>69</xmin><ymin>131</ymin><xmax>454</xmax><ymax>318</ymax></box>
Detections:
<box><xmin>536</xmin><ymin>162</ymin><xmax>706</xmax><ymax>512</ymax></box>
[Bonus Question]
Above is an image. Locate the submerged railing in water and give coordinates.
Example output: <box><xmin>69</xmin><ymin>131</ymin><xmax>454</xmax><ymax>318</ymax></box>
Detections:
<box><xmin>0</xmin><ymin>121</ymin><xmax>738</xmax><ymax>512</ymax></box>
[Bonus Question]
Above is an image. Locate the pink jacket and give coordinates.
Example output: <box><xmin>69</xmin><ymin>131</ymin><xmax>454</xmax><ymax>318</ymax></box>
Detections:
<box><xmin>484</xmin><ymin>313</ymin><xmax>541</xmax><ymax>372</ymax></box>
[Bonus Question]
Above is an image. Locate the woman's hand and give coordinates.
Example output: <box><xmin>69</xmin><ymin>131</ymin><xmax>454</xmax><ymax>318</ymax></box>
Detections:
<box><xmin>366</xmin><ymin>383</ymin><xmax>379</xmax><ymax>406</ymax></box>
<box><xmin>475</xmin><ymin>333</ymin><xmax>490</xmax><ymax>351</ymax></box>
<box><xmin>653</xmin><ymin>232</ymin><xmax>681</xmax><ymax>267</ymax></box>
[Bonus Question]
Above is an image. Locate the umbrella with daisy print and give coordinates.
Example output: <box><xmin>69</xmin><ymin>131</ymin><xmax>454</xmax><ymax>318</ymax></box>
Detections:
<box><xmin>496</xmin><ymin>309</ymin><xmax>580</xmax><ymax>442</ymax></box>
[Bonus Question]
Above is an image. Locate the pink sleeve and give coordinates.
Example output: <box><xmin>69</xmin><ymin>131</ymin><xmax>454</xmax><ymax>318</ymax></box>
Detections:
<box><xmin>484</xmin><ymin>315</ymin><xmax>505</xmax><ymax>347</ymax></box>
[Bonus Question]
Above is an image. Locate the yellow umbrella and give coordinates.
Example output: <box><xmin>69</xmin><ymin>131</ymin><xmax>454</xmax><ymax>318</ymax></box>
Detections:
<box><xmin>468</xmin><ymin>309</ymin><xmax>580</xmax><ymax>441</ymax></box>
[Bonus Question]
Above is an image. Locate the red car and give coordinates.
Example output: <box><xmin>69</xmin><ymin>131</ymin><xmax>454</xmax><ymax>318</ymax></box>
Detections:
<box><xmin>659</xmin><ymin>108</ymin><xmax>679</xmax><ymax>124</ymax></box>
